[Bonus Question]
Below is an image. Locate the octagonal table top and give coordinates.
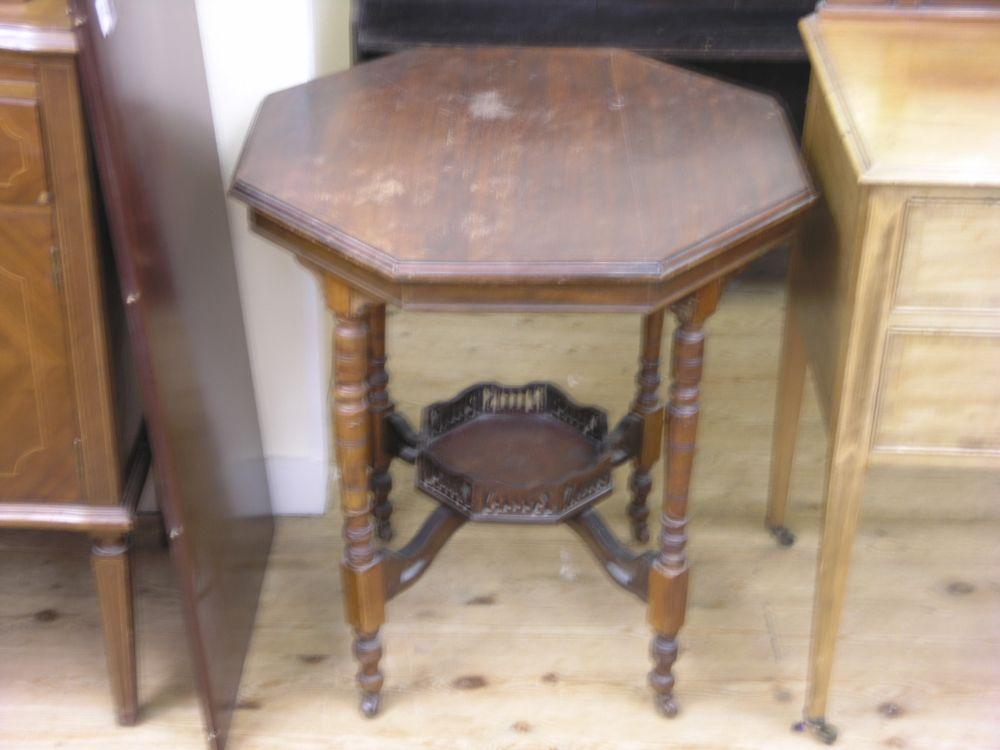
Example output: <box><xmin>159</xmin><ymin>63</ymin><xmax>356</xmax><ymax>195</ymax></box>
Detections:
<box><xmin>232</xmin><ymin>47</ymin><xmax>814</xmax><ymax>311</ymax></box>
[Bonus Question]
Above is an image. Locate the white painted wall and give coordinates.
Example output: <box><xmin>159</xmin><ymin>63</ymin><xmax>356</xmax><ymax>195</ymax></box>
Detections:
<box><xmin>195</xmin><ymin>1</ymin><xmax>352</xmax><ymax>514</ymax></box>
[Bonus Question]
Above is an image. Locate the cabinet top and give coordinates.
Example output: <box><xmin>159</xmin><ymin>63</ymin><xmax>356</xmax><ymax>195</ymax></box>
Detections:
<box><xmin>0</xmin><ymin>0</ymin><xmax>76</xmax><ymax>55</ymax></box>
<box><xmin>232</xmin><ymin>46</ymin><xmax>812</xmax><ymax>298</ymax></box>
<box><xmin>803</xmin><ymin>12</ymin><xmax>1000</xmax><ymax>187</ymax></box>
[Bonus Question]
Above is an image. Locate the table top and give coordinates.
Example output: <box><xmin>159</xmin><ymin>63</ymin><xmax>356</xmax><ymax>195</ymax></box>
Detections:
<box><xmin>803</xmin><ymin>12</ymin><xmax>1000</xmax><ymax>187</ymax></box>
<box><xmin>233</xmin><ymin>47</ymin><xmax>813</xmax><ymax>310</ymax></box>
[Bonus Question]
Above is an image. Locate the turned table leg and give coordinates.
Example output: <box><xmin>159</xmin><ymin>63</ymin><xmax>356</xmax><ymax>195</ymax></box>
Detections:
<box><xmin>647</xmin><ymin>282</ymin><xmax>721</xmax><ymax>716</ymax></box>
<box><xmin>367</xmin><ymin>304</ymin><xmax>396</xmax><ymax>542</ymax></box>
<box><xmin>326</xmin><ymin>279</ymin><xmax>386</xmax><ymax>717</ymax></box>
<box><xmin>91</xmin><ymin>534</ymin><xmax>138</xmax><ymax>725</ymax></box>
<box><xmin>627</xmin><ymin>310</ymin><xmax>665</xmax><ymax>544</ymax></box>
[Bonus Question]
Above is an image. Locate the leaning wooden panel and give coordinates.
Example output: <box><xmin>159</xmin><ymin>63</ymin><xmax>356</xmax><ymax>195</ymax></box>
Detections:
<box><xmin>71</xmin><ymin>1</ymin><xmax>274</xmax><ymax>748</ymax></box>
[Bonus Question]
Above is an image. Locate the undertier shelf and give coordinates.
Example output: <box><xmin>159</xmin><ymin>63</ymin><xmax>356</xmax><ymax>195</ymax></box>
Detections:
<box><xmin>416</xmin><ymin>382</ymin><xmax>615</xmax><ymax>523</ymax></box>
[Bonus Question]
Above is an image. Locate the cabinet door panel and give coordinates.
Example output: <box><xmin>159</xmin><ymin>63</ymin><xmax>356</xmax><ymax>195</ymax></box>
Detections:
<box><xmin>0</xmin><ymin>208</ymin><xmax>82</xmax><ymax>500</ymax></box>
<box><xmin>0</xmin><ymin>79</ymin><xmax>48</xmax><ymax>206</ymax></box>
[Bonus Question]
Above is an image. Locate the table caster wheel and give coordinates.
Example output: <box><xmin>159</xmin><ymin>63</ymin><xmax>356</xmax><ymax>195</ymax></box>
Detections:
<box><xmin>793</xmin><ymin>717</ymin><xmax>838</xmax><ymax>745</ymax></box>
<box><xmin>360</xmin><ymin>692</ymin><xmax>381</xmax><ymax>718</ymax></box>
<box><xmin>769</xmin><ymin>524</ymin><xmax>796</xmax><ymax>547</ymax></box>
<box><xmin>655</xmin><ymin>694</ymin><xmax>679</xmax><ymax>718</ymax></box>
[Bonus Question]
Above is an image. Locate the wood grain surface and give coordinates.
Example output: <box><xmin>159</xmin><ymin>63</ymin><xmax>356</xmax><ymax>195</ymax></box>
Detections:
<box><xmin>232</xmin><ymin>47</ymin><xmax>813</xmax><ymax>286</ymax></box>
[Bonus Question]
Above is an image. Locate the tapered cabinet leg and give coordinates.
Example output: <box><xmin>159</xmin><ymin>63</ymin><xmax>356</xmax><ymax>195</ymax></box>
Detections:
<box><xmin>766</xmin><ymin>305</ymin><xmax>807</xmax><ymax>547</ymax></box>
<box><xmin>802</xmin><ymin>439</ymin><xmax>867</xmax><ymax>744</ymax></box>
<box><xmin>91</xmin><ymin>534</ymin><xmax>138</xmax><ymax>725</ymax></box>
<box><xmin>327</xmin><ymin>279</ymin><xmax>386</xmax><ymax>717</ymax></box>
<box><xmin>367</xmin><ymin>304</ymin><xmax>396</xmax><ymax>542</ymax></box>
<box><xmin>647</xmin><ymin>282</ymin><xmax>721</xmax><ymax>717</ymax></box>
<box><xmin>627</xmin><ymin>310</ymin><xmax>665</xmax><ymax>544</ymax></box>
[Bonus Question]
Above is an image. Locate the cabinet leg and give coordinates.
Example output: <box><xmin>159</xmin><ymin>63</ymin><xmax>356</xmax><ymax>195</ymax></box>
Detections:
<box><xmin>767</xmin><ymin>305</ymin><xmax>807</xmax><ymax>547</ymax></box>
<box><xmin>367</xmin><ymin>304</ymin><xmax>395</xmax><ymax>542</ymax></box>
<box><xmin>802</xmin><ymin>438</ymin><xmax>866</xmax><ymax>741</ymax></box>
<box><xmin>627</xmin><ymin>310</ymin><xmax>665</xmax><ymax>544</ymax></box>
<box><xmin>647</xmin><ymin>283</ymin><xmax>720</xmax><ymax>717</ymax></box>
<box><xmin>91</xmin><ymin>535</ymin><xmax>138</xmax><ymax>725</ymax></box>
<box><xmin>328</xmin><ymin>280</ymin><xmax>386</xmax><ymax>717</ymax></box>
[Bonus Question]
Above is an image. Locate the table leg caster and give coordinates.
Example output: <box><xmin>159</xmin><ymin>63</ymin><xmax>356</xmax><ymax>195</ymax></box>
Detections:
<box><xmin>374</xmin><ymin>516</ymin><xmax>394</xmax><ymax>542</ymax></box>
<box><xmin>793</xmin><ymin>717</ymin><xmax>838</xmax><ymax>744</ymax></box>
<box><xmin>769</xmin><ymin>524</ymin><xmax>796</xmax><ymax>547</ymax></box>
<box><xmin>655</xmin><ymin>693</ymin><xmax>679</xmax><ymax>718</ymax></box>
<box><xmin>360</xmin><ymin>692</ymin><xmax>381</xmax><ymax>717</ymax></box>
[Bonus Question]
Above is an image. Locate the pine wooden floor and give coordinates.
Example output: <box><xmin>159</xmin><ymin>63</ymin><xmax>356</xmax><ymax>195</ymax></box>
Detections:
<box><xmin>2</xmin><ymin>279</ymin><xmax>998</xmax><ymax>749</ymax></box>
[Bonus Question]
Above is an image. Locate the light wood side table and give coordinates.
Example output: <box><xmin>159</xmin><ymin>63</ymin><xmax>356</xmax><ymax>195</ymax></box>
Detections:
<box><xmin>767</xmin><ymin>6</ymin><xmax>1000</xmax><ymax>743</ymax></box>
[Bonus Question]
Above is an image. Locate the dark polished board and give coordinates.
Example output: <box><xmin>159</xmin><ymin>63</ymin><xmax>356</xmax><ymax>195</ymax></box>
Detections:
<box><xmin>71</xmin><ymin>1</ymin><xmax>273</xmax><ymax>748</ymax></box>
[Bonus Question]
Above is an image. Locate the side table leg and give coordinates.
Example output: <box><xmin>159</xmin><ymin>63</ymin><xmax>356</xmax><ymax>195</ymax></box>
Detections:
<box><xmin>647</xmin><ymin>281</ymin><xmax>720</xmax><ymax>717</ymax></box>
<box><xmin>800</xmin><ymin>438</ymin><xmax>867</xmax><ymax>744</ymax></box>
<box><xmin>367</xmin><ymin>304</ymin><xmax>395</xmax><ymax>542</ymax></box>
<box><xmin>627</xmin><ymin>309</ymin><xmax>665</xmax><ymax>544</ymax></box>
<box><xmin>91</xmin><ymin>534</ymin><xmax>138</xmax><ymax>725</ymax></box>
<box><xmin>327</xmin><ymin>279</ymin><xmax>386</xmax><ymax>717</ymax></box>
<box><xmin>766</xmin><ymin>304</ymin><xmax>807</xmax><ymax>547</ymax></box>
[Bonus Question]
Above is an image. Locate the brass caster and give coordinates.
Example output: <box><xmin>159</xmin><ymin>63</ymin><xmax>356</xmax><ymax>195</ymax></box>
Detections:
<box><xmin>360</xmin><ymin>692</ymin><xmax>381</xmax><ymax>718</ymax></box>
<box><xmin>769</xmin><ymin>524</ymin><xmax>796</xmax><ymax>547</ymax></box>
<box><xmin>655</xmin><ymin>694</ymin><xmax>679</xmax><ymax>718</ymax></box>
<box><xmin>793</xmin><ymin>717</ymin><xmax>838</xmax><ymax>745</ymax></box>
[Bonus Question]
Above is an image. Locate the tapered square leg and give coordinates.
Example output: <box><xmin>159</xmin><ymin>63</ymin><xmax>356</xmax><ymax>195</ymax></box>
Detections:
<box><xmin>326</xmin><ymin>279</ymin><xmax>386</xmax><ymax>717</ymax></box>
<box><xmin>91</xmin><ymin>534</ymin><xmax>138</xmax><ymax>725</ymax></box>
<box><xmin>766</xmin><ymin>303</ymin><xmax>807</xmax><ymax>547</ymax></box>
<box><xmin>647</xmin><ymin>281</ymin><xmax>721</xmax><ymax>716</ymax></box>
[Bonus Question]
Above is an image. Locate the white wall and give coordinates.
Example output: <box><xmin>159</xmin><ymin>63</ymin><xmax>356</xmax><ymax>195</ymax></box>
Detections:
<box><xmin>195</xmin><ymin>1</ymin><xmax>352</xmax><ymax>514</ymax></box>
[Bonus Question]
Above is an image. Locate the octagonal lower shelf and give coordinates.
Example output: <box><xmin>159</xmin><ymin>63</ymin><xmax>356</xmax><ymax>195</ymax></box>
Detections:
<box><xmin>416</xmin><ymin>383</ymin><xmax>615</xmax><ymax>523</ymax></box>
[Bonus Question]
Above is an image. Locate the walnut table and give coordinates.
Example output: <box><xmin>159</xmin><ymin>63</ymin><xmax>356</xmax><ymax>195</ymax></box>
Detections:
<box><xmin>232</xmin><ymin>47</ymin><xmax>814</xmax><ymax>718</ymax></box>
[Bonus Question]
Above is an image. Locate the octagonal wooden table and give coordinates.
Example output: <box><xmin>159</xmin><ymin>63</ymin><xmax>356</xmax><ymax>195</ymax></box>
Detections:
<box><xmin>233</xmin><ymin>47</ymin><xmax>814</xmax><ymax>720</ymax></box>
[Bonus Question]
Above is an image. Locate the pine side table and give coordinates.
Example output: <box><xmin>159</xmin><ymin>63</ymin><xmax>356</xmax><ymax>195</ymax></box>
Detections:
<box><xmin>767</xmin><ymin>7</ymin><xmax>1000</xmax><ymax>744</ymax></box>
<box><xmin>233</xmin><ymin>47</ymin><xmax>814</xmax><ymax>717</ymax></box>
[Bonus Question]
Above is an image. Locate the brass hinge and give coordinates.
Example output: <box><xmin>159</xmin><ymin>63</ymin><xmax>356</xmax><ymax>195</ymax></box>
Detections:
<box><xmin>50</xmin><ymin>245</ymin><xmax>63</xmax><ymax>293</ymax></box>
<box><xmin>73</xmin><ymin>437</ymin><xmax>85</xmax><ymax>481</ymax></box>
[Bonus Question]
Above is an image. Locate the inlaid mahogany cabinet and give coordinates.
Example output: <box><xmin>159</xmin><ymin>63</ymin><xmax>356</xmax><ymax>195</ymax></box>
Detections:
<box><xmin>233</xmin><ymin>47</ymin><xmax>814</xmax><ymax>719</ymax></box>
<box><xmin>0</xmin><ymin>0</ymin><xmax>145</xmax><ymax>726</ymax></box>
<box><xmin>767</xmin><ymin>2</ymin><xmax>1000</xmax><ymax>743</ymax></box>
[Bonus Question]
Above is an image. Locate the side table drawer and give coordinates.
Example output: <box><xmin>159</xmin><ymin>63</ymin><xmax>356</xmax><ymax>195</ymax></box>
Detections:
<box><xmin>0</xmin><ymin>78</ymin><xmax>48</xmax><ymax>206</ymax></box>
<box><xmin>872</xmin><ymin>331</ymin><xmax>1000</xmax><ymax>458</ymax></box>
<box><xmin>894</xmin><ymin>198</ymin><xmax>1000</xmax><ymax>312</ymax></box>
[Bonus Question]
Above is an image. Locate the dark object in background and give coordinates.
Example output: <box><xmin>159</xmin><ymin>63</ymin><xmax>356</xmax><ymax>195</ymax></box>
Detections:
<box><xmin>352</xmin><ymin>0</ymin><xmax>812</xmax><ymax>129</ymax></box>
<box><xmin>71</xmin><ymin>1</ymin><xmax>274</xmax><ymax>748</ymax></box>
<box><xmin>351</xmin><ymin>0</ymin><xmax>811</xmax><ymax>276</ymax></box>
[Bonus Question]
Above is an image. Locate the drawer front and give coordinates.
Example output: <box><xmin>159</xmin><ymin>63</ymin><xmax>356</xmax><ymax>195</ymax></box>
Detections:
<box><xmin>872</xmin><ymin>331</ymin><xmax>1000</xmax><ymax>457</ymax></box>
<box><xmin>0</xmin><ymin>208</ymin><xmax>83</xmax><ymax>500</ymax></box>
<box><xmin>894</xmin><ymin>198</ymin><xmax>1000</xmax><ymax>312</ymax></box>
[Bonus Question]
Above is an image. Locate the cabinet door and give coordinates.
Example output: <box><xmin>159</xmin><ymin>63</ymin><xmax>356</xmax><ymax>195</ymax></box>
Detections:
<box><xmin>0</xmin><ymin>208</ymin><xmax>83</xmax><ymax>500</ymax></box>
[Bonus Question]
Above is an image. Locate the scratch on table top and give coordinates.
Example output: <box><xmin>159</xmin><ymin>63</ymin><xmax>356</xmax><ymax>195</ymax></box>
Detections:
<box><xmin>354</xmin><ymin>175</ymin><xmax>406</xmax><ymax>206</ymax></box>
<box><xmin>469</xmin><ymin>90</ymin><xmax>515</xmax><ymax>121</ymax></box>
<box><xmin>609</xmin><ymin>52</ymin><xmax>649</xmax><ymax>258</ymax></box>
